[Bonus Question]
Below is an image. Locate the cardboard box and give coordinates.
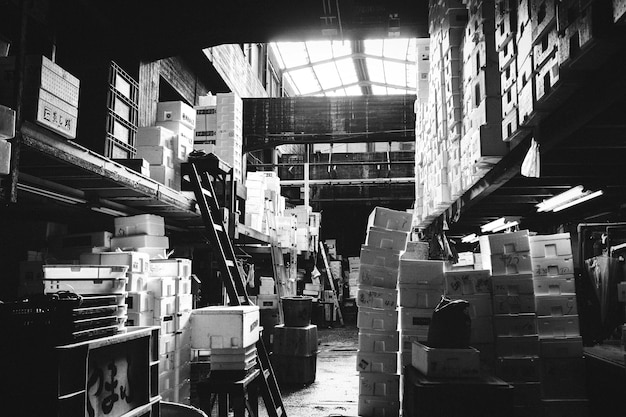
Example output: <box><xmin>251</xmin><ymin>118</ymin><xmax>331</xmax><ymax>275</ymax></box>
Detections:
<box><xmin>367</xmin><ymin>206</ymin><xmax>413</xmax><ymax>232</ymax></box>
<box><xmin>412</xmin><ymin>342</ymin><xmax>480</xmax><ymax>378</ymax></box>
<box><xmin>190</xmin><ymin>305</ymin><xmax>260</xmax><ymax>349</ymax></box>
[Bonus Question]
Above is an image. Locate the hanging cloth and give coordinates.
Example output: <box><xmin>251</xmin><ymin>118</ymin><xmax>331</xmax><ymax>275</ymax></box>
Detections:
<box><xmin>520</xmin><ymin>138</ymin><xmax>540</xmax><ymax>178</ymax></box>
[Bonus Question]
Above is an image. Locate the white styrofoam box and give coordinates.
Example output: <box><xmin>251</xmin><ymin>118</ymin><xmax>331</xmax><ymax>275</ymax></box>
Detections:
<box><xmin>154</xmin><ymin>296</ymin><xmax>177</xmax><ymax>317</ymax></box>
<box><xmin>136</xmin><ymin>145</ymin><xmax>174</xmax><ymax>168</ymax></box>
<box><xmin>471</xmin><ymin>316</ymin><xmax>495</xmax><ymax>343</ymax></box>
<box><xmin>147</xmin><ymin>276</ymin><xmax>176</xmax><ymax>298</ymax></box>
<box><xmin>540</xmin><ymin>336</ymin><xmax>583</xmax><ymax>357</ymax></box>
<box><xmin>535</xmin><ymin>57</ymin><xmax>560</xmax><ymax>103</ymax></box>
<box><xmin>398</xmin><ymin>259</ymin><xmax>445</xmax><ymax>285</ymax></box>
<box><xmin>159</xmin><ymin>351</ymin><xmax>176</xmax><ymax>373</ymax></box>
<box><xmin>176</xmin><ymin>326</ymin><xmax>192</xmax><ymax>349</ymax></box>
<box><xmin>150</xmin><ymin>163</ymin><xmax>181</xmax><ymax>191</ymax></box>
<box><xmin>195</xmin><ymin>105</ymin><xmax>217</xmax><ymax>131</ymax></box>
<box><xmin>0</xmin><ymin>139</ymin><xmax>10</xmax><ymax>174</ymax></box>
<box><xmin>356</xmin><ymin>351</ymin><xmax>398</xmax><ymax>373</ymax></box>
<box><xmin>537</xmin><ymin>315</ymin><xmax>580</xmax><ymax>338</ymax></box>
<box><xmin>136</xmin><ymin>126</ymin><xmax>175</xmax><ymax>149</ymax></box>
<box><xmin>126</xmin><ymin>291</ymin><xmax>153</xmax><ymax>313</ymax></box>
<box><xmin>357</xmin><ymin>307</ymin><xmax>398</xmax><ymax>331</ymax></box>
<box><xmin>531</xmin><ymin>255</ymin><xmax>574</xmax><ymax>277</ymax></box>
<box><xmin>149</xmin><ymin>258</ymin><xmax>192</xmax><ymax>278</ymax></box>
<box><xmin>190</xmin><ymin>305</ymin><xmax>260</xmax><ymax>349</ymax></box>
<box><xmin>365</xmin><ymin>227</ymin><xmax>409</xmax><ymax>252</ymax></box>
<box><xmin>492</xmin><ymin>273</ymin><xmax>535</xmax><ymax>295</ymax></box>
<box><xmin>127</xmin><ymin>310</ymin><xmax>153</xmax><ymax>327</ymax></box>
<box><xmin>493</xmin><ymin>313</ymin><xmax>538</xmax><ymax>336</ymax></box>
<box><xmin>256</xmin><ymin>294</ymin><xmax>279</xmax><ymax>309</ymax></box>
<box><xmin>535</xmin><ymin>294</ymin><xmax>578</xmax><ymax>317</ymax></box>
<box><xmin>110</xmin><ymin>234</ymin><xmax>169</xmax><ymax>252</ymax></box>
<box><xmin>490</xmin><ymin>252</ymin><xmax>533</xmax><ymax>275</ymax></box>
<box><xmin>502</xmin><ymin>107</ymin><xmax>519</xmax><ymax>141</ymax></box>
<box><xmin>43</xmin><ymin>277</ymin><xmax>127</xmax><ymax>295</ymax></box>
<box><xmin>502</xmin><ymin>83</ymin><xmax>518</xmax><ymax>117</ymax></box>
<box><xmin>157</xmin><ymin>101</ymin><xmax>195</xmax><ymax>129</ymax></box>
<box><xmin>356</xmin><ymin>286</ymin><xmax>398</xmax><ymax>310</ymax></box>
<box><xmin>496</xmin><ymin>334</ymin><xmax>540</xmax><ymax>357</ymax></box>
<box><xmin>412</xmin><ymin>342</ymin><xmax>480</xmax><ymax>378</ymax></box>
<box><xmin>488</xmin><ymin>230</ymin><xmax>531</xmax><ymax>254</ymax></box>
<box><xmin>357</xmin><ymin>395</ymin><xmax>400</xmax><ymax>417</ymax></box>
<box><xmin>177</xmin><ymin>293</ymin><xmax>193</xmax><ymax>312</ymax></box>
<box><xmin>495</xmin><ymin>356</ymin><xmax>542</xmax><ymax>383</ymax></box>
<box><xmin>493</xmin><ymin>294</ymin><xmax>536</xmax><ymax>314</ymax></box>
<box><xmin>176</xmin><ymin>276</ymin><xmax>192</xmax><ymax>295</ymax></box>
<box><xmin>43</xmin><ymin>264</ymin><xmax>128</xmax><ymax>279</ymax></box>
<box><xmin>126</xmin><ymin>272</ymin><xmax>148</xmax><ymax>292</ymax></box>
<box><xmin>516</xmin><ymin>17</ymin><xmax>534</xmax><ymax>60</ymax></box>
<box><xmin>80</xmin><ymin>251</ymin><xmax>150</xmax><ymax>274</ymax></box>
<box><xmin>159</xmin><ymin>333</ymin><xmax>176</xmax><ymax>354</ymax></box>
<box><xmin>360</xmin><ymin>245</ymin><xmax>400</xmax><ymax>272</ymax></box>
<box><xmin>444</xmin><ymin>269</ymin><xmax>492</xmax><ymax>295</ymax></box>
<box><xmin>176</xmin><ymin>310</ymin><xmax>192</xmax><ymax>331</ymax></box>
<box><xmin>367</xmin><ymin>207</ymin><xmax>413</xmax><ymax>232</ymax></box>
<box><xmin>138</xmin><ymin>247</ymin><xmax>168</xmax><ymax>260</ymax></box>
<box><xmin>358</xmin><ymin>330</ymin><xmax>400</xmax><ymax>353</ymax></box>
<box><xmin>155</xmin><ymin>119</ymin><xmax>194</xmax><ymax>148</ymax></box>
<box><xmin>359</xmin><ymin>372</ymin><xmax>400</xmax><ymax>398</ymax></box>
<box><xmin>358</xmin><ymin>264</ymin><xmax>399</xmax><ymax>290</ymax></box>
<box><xmin>446</xmin><ymin>293</ymin><xmax>493</xmax><ymax>318</ymax></box>
<box><xmin>114</xmin><ymin>214</ymin><xmax>165</xmax><ymax>237</ymax></box>
<box><xmin>154</xmin><ymin>314</ymin><xmax>177</xmax><ymax>335</ymax></box>
<box><xmin>529</xmin><ymin>233</ymin><xmax>572</xmax><ymax>258</ymax></box>
<box><xmin>399</xmin><ymin>307</ymin><xmax>432</xmax><ymax>331</ymax></box>
<box><xmin>533</xmin><ymin>27</ymin><xmax>559</xmax><ymax>70</ymax></box>
<box><xmin>532</xmin><ymin>275</ymin><xmax>576</xmax><ymax>295</ymax></box>
<box><xmin>401</xmin><ymin>329</ymin><xmax>428</xmax><ymax>353</ymax></box>
<box><xmin>257</xmin><ymin>284</ymin><xmax>274</xmax><ymax>295</ymax></box>
<box><xmin>398</xmin><ymin>284</ymin><xmax>444</xmax><ymax>309</ymax></box>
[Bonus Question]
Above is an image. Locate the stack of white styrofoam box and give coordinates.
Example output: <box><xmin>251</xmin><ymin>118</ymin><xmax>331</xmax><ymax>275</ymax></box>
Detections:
<box><xmin>80</xmin><ymin>250</ymin><xmax>150</xmax><ymax>293</ymax></box>
<box><xmin>136</xmin><ymin>257</ymin><xmax>194</xmax><ymax>403</ymax></box>
<box><xmin>135</xmin><ymin>126</ymin><xmax>179</xmax><ymax>177</ymax></box>
<box><xmin>529</xmin><ymin>233</ymin><xmax>585</xmax><ymax>409</ymax></box>
<box><xmin>209</xmin><ymin>93</ymin><xmax>243</xmax><ymax>182</ymax></box>
<box><xmin>153</xmin><ymin>101</ymin><xmax>195</xmax><ymax>190</ymax></box>
<box><xmin>194</xmin><ymin>104</ymin><xmax>217</xmax><ymax>154</ymax></box>
<box><xmin>347</xmin><ymin>256</ymin><xmax>360</xmax><ymax>298</ymax></box>
<box><xmin>398</xmin><ymin>259</ymin><xmax>445</xmax><ymax>366</ymax></box>
<box><xmin>275</xmin><ymin>215</ymin><xmax>297</xmax><ymax>250</ymax></box>
<box><xmin>357</xmin><ymin>207</ymin><xmax>412</xmax><ymax>417</ymax></box>
<box><xmin>533</xmin><ymin>25</ymin><xmax>560</xmax><ymax>104</ymax></box>
<box><xmin>498</xmin><ymin>0</ymin><xmax>520</xmax><ymax>141</ymax></box>
<box><xmin>110</xmin><ymin>214</ymin><xmax>169</xmax><ymax>259</ymax></box>
<box><xmin>244</xmin><ymin>174</ymin><xmax>266</xmax><ymax>232</ymax></box>
<box><xmin>485</xmin><ymin>229</ymin><xmax>542</xmax><ymax>410</ymax></box>
<box><xmin>258</xmin><ymin>276</ymin><xmax>275</xmax><ymax>295</ymax></box>
<box><xmin>416</xmin><ymin>38</ymin><xmax>430</xmax><ymax>102</ymax></box>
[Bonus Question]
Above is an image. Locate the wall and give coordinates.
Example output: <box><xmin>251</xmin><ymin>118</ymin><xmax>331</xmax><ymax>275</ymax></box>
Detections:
<box><xmin>203</xmin><ymin>44</ymin><xmax>268</xmax><ymax>98</ymax></box>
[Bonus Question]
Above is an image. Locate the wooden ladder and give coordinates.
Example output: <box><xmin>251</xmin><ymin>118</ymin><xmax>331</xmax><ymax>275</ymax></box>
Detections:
<box><xmin>319</xmin><ymin>241</ymin><xmax>344</xmax><ymax>326</ymax></box>
<box><xmin>182</xmin><ymin>162</ymin><xmax>287</xmax><ymax>417</ymax></box>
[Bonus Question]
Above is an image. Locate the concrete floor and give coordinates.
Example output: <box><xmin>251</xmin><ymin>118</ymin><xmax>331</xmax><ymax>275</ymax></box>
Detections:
<box><xmin>278</xmin><ymin>324</ymin><xmax>360</xmax><ymax>417</ymax></box>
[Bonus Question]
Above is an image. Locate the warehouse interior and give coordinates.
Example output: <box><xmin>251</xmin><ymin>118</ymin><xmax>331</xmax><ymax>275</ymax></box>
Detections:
<box><xmin>2</xmin><ymin>0</ymin><xmax>626</xmax><ymax>416</ymax></box>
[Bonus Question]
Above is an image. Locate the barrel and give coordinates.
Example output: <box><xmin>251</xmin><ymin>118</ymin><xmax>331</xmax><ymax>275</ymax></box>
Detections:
<box><xmin>281</xmin><ymin>296</ymin><xmax>313</xmax><ymax>327</ymax></box>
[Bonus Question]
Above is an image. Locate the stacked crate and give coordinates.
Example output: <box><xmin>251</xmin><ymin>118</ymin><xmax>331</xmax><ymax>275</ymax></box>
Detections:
<box><xmin>485</xmin><ymin>230</ymin><xmax>542</xmax><ymax>415</ymax></box>
<box><xmin>256</xmin><ymin>275</ymin><xmax>280</xmax><ymax>349</ymax></box>
<box><xmin>356</xmin><ymin>207</ymin><xmax>412</xmax><ymax>417</ymax></box>
<box><xmin>515</xmin><ymin>0</ymin><xmax>536</xmax><ymax>125</ymax></box>
<box><xmin>110</xmin><ymin>214</ymin><xmax>170</xmax><ymax>260</ymax></box>
<box><xmin>194</xmin><ymin>95</ymin><xmax>217</xmax><ymax>154</ymax></box>
<box><xmin>461</xmin><ymin>0</ymin><xmax>505</xmax><ymax>187</ymax></box>
<box><xmin>531</xmin><ymin>0</ymin><xmax>559</xmax><ymax>106</ymax></box>
<box><xmin>347</xmin><ymin>256</ymin><xmax>360</xmax><ymax>298</ymax></box>
<box><xmin>0</xmin><ymin>55</ymin><xmax>80</xmax><ymax>140</ymax></box>
<box><xmin>444</xmin><ymin>269</ymin><xmax>495</xmax><ymax>365</ymax></box>
<box><xmin>147</xmin><ymin>258</ymin><xmax>193</xmax><ymax>404</ymax></box>
<box><xmin>399</xmin><ymin>260</ymin><xmax>446</xmax><ymax>367</ymax></box>
<box><xmin>530</xmin><ymin>233</ymin><xmax>588</xmax><ymax>414</ymax></box>
<box><xmin>496</xmin><ymin>0</ymin><xmax>520</xmax><ymax>141</ymax></box>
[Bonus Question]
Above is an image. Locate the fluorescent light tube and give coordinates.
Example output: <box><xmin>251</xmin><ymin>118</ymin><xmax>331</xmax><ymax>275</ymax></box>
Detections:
<box><xmin>481</xmin><ymin>217</ymin><xmax>506</xmax><ymax>233</ymax></box>
<box><xmin>552</xmin><ymin>190</ymin><xmax>603</xmax><ymax>212</ymax></box>
<box><xmin>536</xmin><ymin>185</ymin><xmax>585</xmax><ymax>212</ymax></box>
<box><xmin>491</xmin><ymin>220</ymin><xmax>519</xmax><ymax>233</ymax></box>
<box><xmin>461</xmin><ymin>233</ymin><xmax>479</xmax><ymax>243</ymax></box>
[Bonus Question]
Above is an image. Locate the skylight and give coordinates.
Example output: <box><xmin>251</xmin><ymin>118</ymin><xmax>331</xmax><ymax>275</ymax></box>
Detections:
<box><xmin>271</xmin><ymin>38</ymin><xmax>418</xmax><ymax>97</ymax></box>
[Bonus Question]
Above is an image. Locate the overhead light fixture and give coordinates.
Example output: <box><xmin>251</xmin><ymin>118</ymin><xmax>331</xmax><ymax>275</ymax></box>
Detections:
<box><xmin>17</xmin><ymin>183</ymin><xmax>87</xmax><ymax>205</ymax></box>
<box><xmin>491</xmin><ymin>220</ymin><xmax>519</xmax><ymax>233</ymax></box>
<box><xmin>552</xmin><ymin>190</ymin><xmax>603</xmax><ymax>212</ymax></box>
<box><xmin>536</xmin><ymin>185</ymin><xmax>603</xmax><ymax>213</ymax></box>
<box><xmin>536</xmin><ymin>185</ymin><xmax>585</xmax><ymax>212</ymax></box>
<box><xmin>461</xmin><ymin>233</ymin><xmax>479</xmax><ymax>243</ymax></box>
<box><xmin>481</xmin><ymin>217</ymin><xmax>506</xmax><ymax>233</ymax></box>
<box><xmin>90</xmin><ymin>206</ymin><xmax>128</xmax><ymax>217</ymax></box>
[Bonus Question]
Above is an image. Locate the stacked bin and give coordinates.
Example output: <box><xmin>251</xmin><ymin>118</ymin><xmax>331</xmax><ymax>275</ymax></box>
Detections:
<box><xmin>496</xmin><ymin>0</ymin><xmax>520</xmax><ymax>141</ymax></box>
<box><xmin>515</xmin><ymin>0</ymin><xmax>536</xmax><ymax>125</ymax></box>
<box><xmin>356</xmin><ymin>207</ymin><xmax>412</xmax><ymax>417</ymax></box>
<box><xmin>110</xmin><ymin>214</ymin><xmax>170</xmax><ymax>260</ymax></box>
<box><xmin>530</xmin><ymin>233</ymin><xmax>588</xmax><ymax>414</ymax></box>
<box><xmin>484</xmin><ymin>230</ymin><xmax>543</xmax><ymax>415</ymax></box>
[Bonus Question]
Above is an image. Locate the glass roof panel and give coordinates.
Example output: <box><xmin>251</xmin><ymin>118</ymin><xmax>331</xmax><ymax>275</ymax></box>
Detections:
<box><xmin>388</xmin><ymin>87</ymin><xmax>409</xmax><ymax>95</ymax></box>
<box><xmin>366</xmin><ymin>57</ymin><xmax>385</xmax><ymax>84</ymax></box>
<box><xmin>384</xmin><ymin>60</ymin><xmax>406</xmax><ymax>87</ymax></box>
<box><xmin>383</xmin><ymin>38</ymin><xmax>410</xmax><ymax>61</ymax></box>
<box><xmin>331</xmin><ymin>40</ymin><xmax>352</xmax><ymax>58</ymax></box>
<box><xmin>276</xmin><ymin>42</ymin><xmax>309</xmax><ymax>68</ymax></box>
<box><xmin>306</xmin><ymin>40</ymin><xmax>333</xmax><ymax>63</ymax></box>
<box><xmin>326</xmin><ymin>88</ymin><xmax>346</xmax><ymax>96</ymax></box>
<box><xmin>371</xmin><ymin>85</ymin><xmax>388</xmax><ymax>95</ymax></box>
<box><xmin>364</xmin><ymin>39</ymin><xmax>384</xmax><ymax>56</ymax></box>
<box><xmin>289</xmin><ymin>67</ymin><xmax>320</xmax><ymax>95</ymax></box>
<box><xmin>345</xmin><ymin>85</ymin><xmax>363</xmax><ymax>96</ymax></box>
<box><xmin>314</xmin><ymin>62</ymin><xmax>342</xmax><ymax>91</ymax></box>
<box><xmin>335</xmin><ymin>58</ymin><xmax>358</xmax><ymax>84</ymax></box>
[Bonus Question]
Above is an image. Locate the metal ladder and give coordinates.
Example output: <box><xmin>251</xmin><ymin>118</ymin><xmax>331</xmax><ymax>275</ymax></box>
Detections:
<box><xmin>319</xmin><ymin>241</ymin><xmax>344</xmax><ymax>326</ymax></box>
<box><xmin>182</xmin><ymin>161</ymin><xmax>287</xmax><ymax>417</ymax></box>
